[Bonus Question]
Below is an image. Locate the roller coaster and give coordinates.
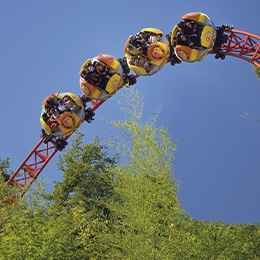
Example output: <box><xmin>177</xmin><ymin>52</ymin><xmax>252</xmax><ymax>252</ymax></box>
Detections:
<box><xmin>5</xmin><ymin>12</ymin><xmax>260</xmax><ymax>198</ymax></box>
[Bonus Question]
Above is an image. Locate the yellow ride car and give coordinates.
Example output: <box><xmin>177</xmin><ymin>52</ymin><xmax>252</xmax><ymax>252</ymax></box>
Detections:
<box><xmin>170</xmin><ymin>12</ymin><xmax>216</xmax><ymax>63</ymax></box>
<box><xmin>40</xmin><ymin>92</ymin><xmax>85</xmax><ymax>136</ymax></box>
<box><xmin>124</xmin><ymin>28</ymin><xmax>170</xmax><ymax>76</ymax></box>
<box><xmin>79</xmin><ymin>54</ymin><xmax>124</xmax><ymax>100</ymax></box>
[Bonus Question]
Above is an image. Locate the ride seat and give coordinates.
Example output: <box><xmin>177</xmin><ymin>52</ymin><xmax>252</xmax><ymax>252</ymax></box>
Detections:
<box><xmin>40</xmin><ymin>117</ymin><xmax>52</xmax><ymax>134</ymax></box>
<box><xmin>147</xmin><ymin>42</ymin><xmax>168</xmax><ymax>66</ymax></box>
<box><xmin>79</xmin><ymin>59</ymin><xmax>91</xmax><ymax>76</ymax></box>
<box><xmin>182</xmin><ymin>12</ymin><xmax>206</xmax><ymax>24</ymax></box>
<box><xmin>105</xmin><ymin>73</ymin><xmax>121</xmax><ymax>94</ymax></box>
<box><xmin>96</xmin><ymin>54</ymin><xmax>120</xmax><ymax>70</ymax></box>
<box><xmin>142</xmin><ymin>28</ymin><xmax>163</xmax><ymax>36</ymax></box>
<box><xmin>128</xmin><ymin>64</ymin><xmax>148</xmax><ymax>76</ymax></box>
<box><xmin>200</xmin><ymin>25</ymin><xmax>213</xmax><ymax>48</ymax></box>
<box><xmin>170</xmin><ymin>25</ymin><xmax>179</xmax><ymax>46</ymax></box>
<box><xmin>66</xmin><ymin>93</ymin><xmax>83</xmax><ymax>107</ymax></box>
<box><xmin>175</xmin><ymin>45</ymin><xmax>199</xmax><ymax>62</ymax></box>
<box><xmin>124</xmin><ymin>38</ymin><xmax>131</xmax><ymax>56</ymax></box>
<box><xmin>58</xmin><ymin>111</ymin><xmax>81</xmax><ymax>134</ymax></box>
<box><xmin>80</xmin><ymin>80</ymin><xmax>102</xmax><ymax>99</ymax></box>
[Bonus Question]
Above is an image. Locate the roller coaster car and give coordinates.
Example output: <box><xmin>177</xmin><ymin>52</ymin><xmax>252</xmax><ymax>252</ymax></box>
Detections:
<box><xmin>124</xmin><ymin>28</ymin><xmax>170</xmax><ymax>76</ymax></box>
<box><xmin>40</xmin><ymin>92</ymin><xmax>85</xmax><ymax>137</ymax></box>
<box><xmin>171</xmin><ymin>12</ymin><xmax>216</xmax><ymax>63</ymax></box>
<box><xmin>79</xmin><ymin>54</ymin><xmax>124</xmax><ymax>100</ymax></box>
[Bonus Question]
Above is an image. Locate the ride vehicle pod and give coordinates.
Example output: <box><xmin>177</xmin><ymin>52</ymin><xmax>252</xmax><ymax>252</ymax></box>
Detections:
<box><xmin>124</xmin><ymin>28</ymin><xmax>170</xmax><ymax>76</ymax></box>
<box><xmin>40</xmin><ymin>92</ymin><xmax>85</xmax><ymax>137</ymax></box>
<box><xmin>171</xmin><ymin>12</ymin><xmax>216</xmax><ymax>62</ymax></box>
<box><xmin>79</xmin><ymin>54</ymin><xmax>124</xmax><ymax>100</ymax></box>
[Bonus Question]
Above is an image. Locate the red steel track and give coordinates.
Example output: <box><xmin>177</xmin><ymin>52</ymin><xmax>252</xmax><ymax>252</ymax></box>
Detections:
<box><xmin>5</xmin><ymin>29</ymin><xmax>260</xmax><ymax>198</ymax></box>
<box><xmin>220</xmin><ymin>29</ymin><xmax>260</xmax><ymax>68</ymax></box>
<box><xmin>6</xmin><ymin>97</ymin><xmax>116</xmax><ymax>198</ymax></box>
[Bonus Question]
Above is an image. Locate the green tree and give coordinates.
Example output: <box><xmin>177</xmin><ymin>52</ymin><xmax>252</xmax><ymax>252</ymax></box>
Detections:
<box><xmin>0</xmin><ymin>135</ymin><xmax>118</xmax><ymax>260</ymax></box>
<box><xmin>254</xmin><ymin>64</ymin><xmax>260</xmax><ymax>79</ymax></box>
<box><xmin>49</xmin><ymin>132</ymin><xmax>117</xmax><ymax>214</ymax></box>
<box><xmin>168</xmin><ymin>215</ymin><xmax>260</xmax><ymax>259</ymax></box>
<box><xmin>98</xmin><ymin>88</ymin><xmax>180</xmax><ymax>259</ymax></box>
<box><xmin>47</xmin><ymin>132</ymin><xmax>119</xmax><ymax>258</ymax></box>
<box><xmin>1</xmin><ymin>86</ymin><xmax>259</xmax><ymax>259</ymax></box>
<box><xmin>240</xmin><ymin>64</ymin><xmax>260</xmax><ymax>121</ymax></box>
<box><xmin>0</xmin><ymin>157</ymin><xmax>12</xmax><ymax>182</ymax></box>
<box><xmin>0</xmin><ymin>179</ymin><xmax>87</xmax><ymax>260</ymax></box>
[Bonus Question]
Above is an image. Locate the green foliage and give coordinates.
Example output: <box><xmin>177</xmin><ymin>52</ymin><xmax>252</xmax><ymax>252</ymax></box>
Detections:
<box><xmin>0</xmin><ymin>180</ymin><xmax>85</xmax><ymax>260</ymax></box>
<box><xmin>48</xmin><ymin>132</ymin><xmax>119</xmax><ymax>258</ymax></box>
<box><xmin>169</xmin><ymin>218</ymin><xmax>260</xmax><ymax>259</ymax></box>
<box><xmin>0</xmin><ymin>134</ymin><xmax>118</xmax><ymax>259</ymax></box>
<box><xmin>0</xmin><ymin>157</ymin><xmax>12</xmax><ymax>182</ymax></box>
<box><xmin>1</xmin><ymin>88</ymin><xmax>259</xmax><ymax>259</ymax></box>
<box><xmin>50</xmin><ymin>132</ymin><xmax>117</xmax><ymax>214</ymax></box>
<box><xmin>101</xmin><ymin>88</ymin><xmax>179</xmax><ymax>259</ymax></box>
<box><xmin>254</xmin><ymin>64</ymin><xmax>260</xmax><ymax>79</ymax></box>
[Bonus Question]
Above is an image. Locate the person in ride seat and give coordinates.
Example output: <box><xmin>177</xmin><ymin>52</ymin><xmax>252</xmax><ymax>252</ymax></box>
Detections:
<box><xmin>46</xmin><ymin>92</ymin><xmax>60</xmax><ymax>109</ymax></box>
<box><xmin>184</xmin><ymin>20</ymin><xmax>200</xmax><ymax>46</ymax></box>
<box><xmin>86</xmin><ymin>71</ymin><xmax>102</xmax><ymax>88</ymax></box>
<box><xmin>183</xmin><ymin>20</ymin><xmax>198</xmax><ymax>37</ymax></box>
<box><xmin>127</xmin><ymin>33</ymin><xmax>150</xmax><ymax>56</ymax></box>
<box><xmin>137</xmin><ymin>31</ymin><xmax>150</xmax><ymax>43</ymax></box>
<box><xmin>127</xmin><ymin>44</ymin><xmax>138</xmax><ymax>57</ymax></box>
<box><xmin>42</xmin><ymin>104</ymin><xmax>51</xmax><ymax>122</ymax></box>
<box><xmin>177</xmin><ymin>20</ymin><xmax>200</xmax><ymax>47</ymax></box>
<box><xmin>177</xmin><ymin>21</ymin><xmax>185</xmax><ymax>34</ymax></box>
<box><xmin>128</xmin><ymin>34</ymin><xmax>145</xmax><ymax>48</ymax></box>
<box><xmin>94</xmin><ymin>60</ymin><xmax>118</xmax><ymax>90</ymax></box>
<box><xmin>135</xmin><ymin>46</ymin><xmax>149</xmax><ymax>70</ymax></box>
<box><xmin>63</xmin><ymin>95</ymin><xmax>82</xmax><ymax>112</ymax></box>
<box><xmin>57</xmin><ymin>98</ymin><xmax>69</xmax><ymax>114</ymax></box>
<box><xmin>175</xmin><ymin>32</ymin><xmax>194</xmax><ymax>47</ymax></box>
<box><xmin>128</xmin><ymin>51</ymin><xmax>139</xmax><ymax>66</ymax></box>
<box><xmin>85</xmin><ymin>61</ymin><xmax>93</xmax><ymax>72</ymax></box>
<box><xmin>94</xmin><ymin>61</ymin><xmax>116</xmax><ymax>79</ymax></box>
<box><xmin>46</xmin><ymin>107</ymin><xmax>60</xmax><ymax>132</ymax></box>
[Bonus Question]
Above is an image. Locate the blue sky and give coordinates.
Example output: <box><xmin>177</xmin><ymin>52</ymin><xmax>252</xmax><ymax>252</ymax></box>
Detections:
<box><xmin>0</xmin><ymin>0</ymin><xmax>259</xmax><ymax>224</ymax></box>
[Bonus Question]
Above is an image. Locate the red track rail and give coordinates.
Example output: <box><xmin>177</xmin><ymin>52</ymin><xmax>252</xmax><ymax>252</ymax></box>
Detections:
<box><xmin>6</xmin><ymin>95</ymin><xmax>118</xmax><ymax>198</ymax></box>
<box><xmin>219</xmin><ymin>29</ymin><xmax>260</xmax><ymax>68</ymax></box>
<box><xmin>7</xmin><ymin>138</ymin><xmax>59</xmax><ymax>198</ymax></box>
<box><xmin>5</xmin><ymin>74</ymin><xmax>140</xmax><ymax>198</ymax></box>
<box><xmin>5</xmin><ymin>29</ymin><xmax>260</xmax><ymax>198</ymax></box>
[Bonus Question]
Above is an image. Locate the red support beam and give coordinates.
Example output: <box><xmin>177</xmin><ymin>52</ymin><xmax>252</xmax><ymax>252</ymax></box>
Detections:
<box><xmin>6</xmin><ymin>100</ymin><xmax>104</xmax><ymax>197</ymax></box>
<box><xmin>6</xmin><ymin>30</ymin><xmax>260</xmax><ymax>199</ymax></box>
<box><xmin>7</xmin><ymin>138</ymin><xmax>59</xmax><ymax>197</ymax></box>
<box><xmin>5</xmin><ymin>78</ymin><xmax>139</xmax><ymax>198</ymax></box>
<box><xmin>218</xmin><ymin>29</ymin><xmax>260</xmax><ymax>68</ymax></box>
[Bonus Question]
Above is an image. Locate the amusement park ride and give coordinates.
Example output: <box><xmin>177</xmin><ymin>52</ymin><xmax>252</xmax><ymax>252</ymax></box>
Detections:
<box><xmin>5</xmin><ymin>12</ymin><xmax>260</xmax><ymax>199</ymax></box>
